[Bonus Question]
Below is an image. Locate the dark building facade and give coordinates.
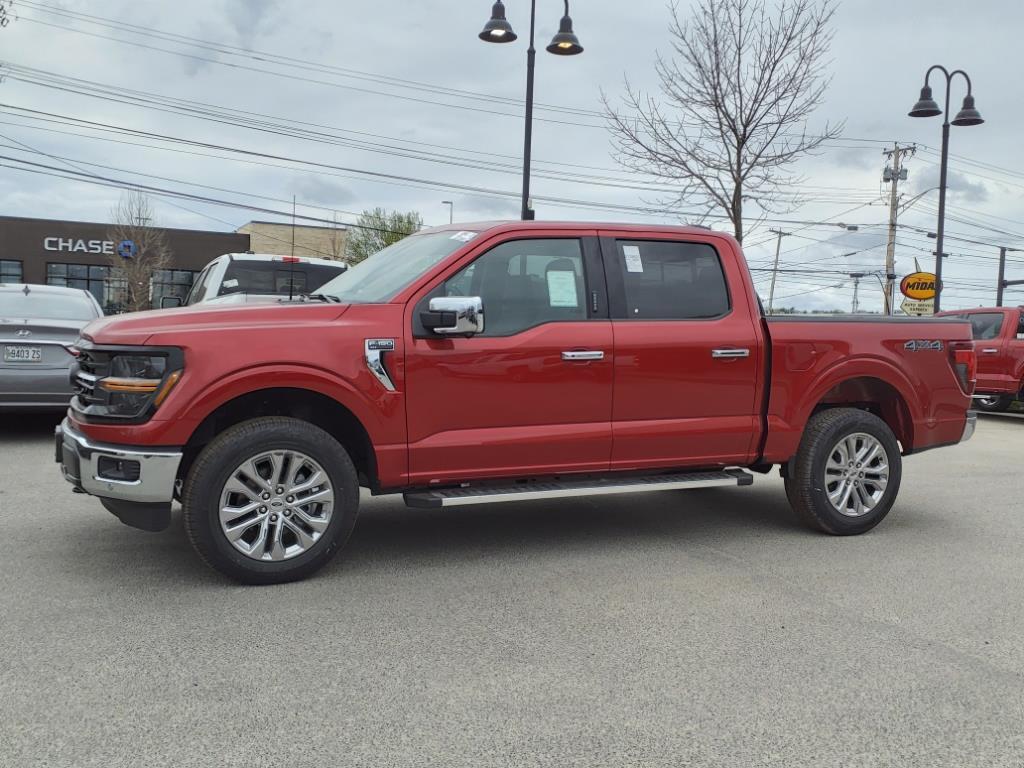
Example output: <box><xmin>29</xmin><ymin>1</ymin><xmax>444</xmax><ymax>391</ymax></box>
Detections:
<box><xmin>0</xmin><ymin>214</ymin><xmax>251</xmax><ymax>311</ymax></box>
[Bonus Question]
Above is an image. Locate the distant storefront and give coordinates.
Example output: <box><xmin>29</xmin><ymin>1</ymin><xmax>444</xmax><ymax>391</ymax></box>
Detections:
<box><xmin>0</xmin><ymin>215</ymin><xmax>348</xmax><ymax>312</ymax></box>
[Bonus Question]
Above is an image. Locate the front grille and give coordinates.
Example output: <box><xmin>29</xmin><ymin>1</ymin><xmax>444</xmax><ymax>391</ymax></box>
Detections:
<box><xmin>73</xmin><ymin>348</ymin><xmax>107</xmax><ymax>407</ymax></box>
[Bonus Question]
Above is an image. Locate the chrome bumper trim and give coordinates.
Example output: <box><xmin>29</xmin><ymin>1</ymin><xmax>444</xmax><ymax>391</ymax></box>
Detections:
<box><xmin>56</xmin><ymin>418</ymin><xmax>182</xmax><ymax>504</ymax></box>
<box><xmin>960</xmin><ymin>411</ymin><xmax>977</xmax><ymax>443</ymax></box>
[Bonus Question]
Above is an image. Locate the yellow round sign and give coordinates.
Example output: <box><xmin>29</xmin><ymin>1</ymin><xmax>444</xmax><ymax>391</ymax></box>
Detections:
<box><xmin>900</xmin><ymin>272</ymin><xmax>937</xmax><ymax>300</ymax></box>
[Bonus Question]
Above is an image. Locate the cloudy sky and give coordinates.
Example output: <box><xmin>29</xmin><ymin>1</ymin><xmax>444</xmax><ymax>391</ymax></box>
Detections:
<box><xmin>0</xmin><ymin>0</ymin><xmax>1022</xmax><ymax>311</ymax></box>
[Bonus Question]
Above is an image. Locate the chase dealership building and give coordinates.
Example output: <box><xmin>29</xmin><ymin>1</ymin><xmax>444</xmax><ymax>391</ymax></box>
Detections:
<box><xmin>0</xmin><ymin>214</ymin><xmax>346</xmax><ymax>311</ymax></box>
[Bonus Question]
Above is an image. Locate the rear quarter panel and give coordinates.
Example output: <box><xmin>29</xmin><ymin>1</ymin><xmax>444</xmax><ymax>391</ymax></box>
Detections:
<box><xmin>763</xmin><ymin>317</ymin><xmax>973</xmax><ymax>462</ymax></box>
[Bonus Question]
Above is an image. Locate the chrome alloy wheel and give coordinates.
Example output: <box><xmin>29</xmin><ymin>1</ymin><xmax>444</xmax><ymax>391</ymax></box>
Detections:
<box><xmin>823</xmin><ymin>432</ymin><xmax>889</xmax><ymax>517</ymax></box>
<box><xmin>975</xmin><ymin>395</ymin><xmax>1001</xmax><ymax>408</ymax></box>
<box><xmin>218</xmin><ymin>450</ymin><xmax>334</xmax><ymax>561</ymax></box>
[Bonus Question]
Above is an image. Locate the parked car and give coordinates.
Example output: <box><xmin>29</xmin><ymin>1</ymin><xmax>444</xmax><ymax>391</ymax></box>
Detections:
<box><xmin>162</xmin><ymin>253</ymin><xmax>348</xmax><ymax>307</ymax></box>
<box><xmin>56</xmin><ymin>222</ymin><xmax>977</xmax><ymax>583</ymax></box>
<box><xmin>1</xmin><ymin>283</ymin><xmax>103</xmax><ymax>412</ymax></box>
<box><xmin>935</xmin><ymin>306</ymin><xmax>1024</xmax><ymax>412</ymax></box>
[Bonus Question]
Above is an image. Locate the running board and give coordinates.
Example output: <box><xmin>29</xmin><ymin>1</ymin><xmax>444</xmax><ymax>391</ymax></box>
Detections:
<box><xmin>404</xmin><ymin>469</ymin><xmax>753</xmax><ymax>509</ymax></box>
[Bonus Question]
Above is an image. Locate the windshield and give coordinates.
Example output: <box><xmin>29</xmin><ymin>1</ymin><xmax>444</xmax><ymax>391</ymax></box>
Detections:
<box><xmin>317</xmin><ymin>231</ymin><xmax>477</xmax><ymax>303</ymax></box>
<box><xmin>0</xmin><ymin>289</ymin><xmax>99</xmax><ymax>320</ymax></box>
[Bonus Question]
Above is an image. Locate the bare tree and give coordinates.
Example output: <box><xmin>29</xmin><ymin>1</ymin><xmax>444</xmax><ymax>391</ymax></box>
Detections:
<box><xmin>107</xmin><ymin>191</ymin><xmax>172</xmax><ymax>312</ymax></box>
<box><xmin>604</xmin><ymin>0</ymin><xmax>842</xmax><ymax>243</ymax></box>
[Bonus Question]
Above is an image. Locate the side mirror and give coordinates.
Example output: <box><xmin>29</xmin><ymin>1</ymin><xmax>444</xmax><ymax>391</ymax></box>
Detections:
<box><xmin>421</xmin><ymin>296</ymin><xmax>484</xmax><ymax>335</ymax></box>
<box><xmin>160</xmin><ymin>296</ymin><xmax>184</xmax><ymax>308</ymax></box>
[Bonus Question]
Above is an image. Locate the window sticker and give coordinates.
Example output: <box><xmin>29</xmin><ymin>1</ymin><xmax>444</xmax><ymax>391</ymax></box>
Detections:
<box><xmin>546</xmin><ymin>270</ymin><xmax>578</xmax><ymax>307</ymax></box>
<box><xmin>450</xmin><ymin>231</ymin><xmax>477</xmax><ymax>242</ymax></box>
<box><xmin>623</xmin><ymin>245</ymin><xmax>644</xmax><ymax>273</ymax></box>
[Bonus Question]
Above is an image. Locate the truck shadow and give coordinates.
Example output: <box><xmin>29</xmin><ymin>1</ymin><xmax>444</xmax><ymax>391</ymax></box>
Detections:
<box><xmin>977</xmin><ymin>410</ymin><xmax>1024</xmax><ymax>423</ymax></box>
<box><xmin>53</xmin><ymin>485</ymin><xmax>808</xmax><ymax>589</ymax></box>
<box><xmin>328</xmin><ymin>485</ymin><xmax>807</xmax><ymax>576</ymax></box>
<box><xmin>0</xmin><ymin>412</ymin><xmax>64</xmax><ymax>439</ymax></box>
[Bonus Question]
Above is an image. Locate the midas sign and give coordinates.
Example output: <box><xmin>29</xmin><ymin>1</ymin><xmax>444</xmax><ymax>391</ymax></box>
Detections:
<box><xmin>900</xmin><ymin>272</ymin><xmax>938</xmax><ymax>300</ymax></box>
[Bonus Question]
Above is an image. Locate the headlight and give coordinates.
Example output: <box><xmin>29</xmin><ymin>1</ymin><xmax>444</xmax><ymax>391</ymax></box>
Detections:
<box><xmin>72</xmin><ymin>344</ymin><xmax>184</xmax><ymax>422</ymax></box>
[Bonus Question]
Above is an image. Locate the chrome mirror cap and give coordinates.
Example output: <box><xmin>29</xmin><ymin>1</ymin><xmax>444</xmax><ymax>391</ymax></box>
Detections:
<box><xmin>425</xmin><ymin>296</ymin><xmax>485</xmax><ymax>335</ymax></box>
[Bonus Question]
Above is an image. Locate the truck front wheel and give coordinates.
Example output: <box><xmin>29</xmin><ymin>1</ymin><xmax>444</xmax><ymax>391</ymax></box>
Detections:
<box><xmin>784</xmin><ymin>408</ymin><xmax>902</xmax><ymax>535</ymax></box>
<box><xmin>183</xmin><ymin>417</ymin><xmax>360</xmax><ymax>584</ymax></box>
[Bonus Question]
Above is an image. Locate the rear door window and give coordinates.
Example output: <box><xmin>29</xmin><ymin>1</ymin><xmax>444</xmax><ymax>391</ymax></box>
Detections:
<box><xmin>611</xmin><ymin>240</ymin><xmax>730</xmax><ymax>319</ymax></box>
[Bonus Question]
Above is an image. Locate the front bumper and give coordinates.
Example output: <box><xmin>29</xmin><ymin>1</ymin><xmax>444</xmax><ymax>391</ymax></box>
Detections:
<box><xmin>56</xmin><ymin>418</ymin><xmax>182</xmax><ymax>505</ymax></box>
<box><xmin>960</xmin><ymin>411</ymin><xmax>978</xmax><ymax>443</ymax></box>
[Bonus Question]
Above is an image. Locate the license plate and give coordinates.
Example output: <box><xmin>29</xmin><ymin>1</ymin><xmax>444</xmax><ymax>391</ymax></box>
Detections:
<box><xmin>3</xmin><ymin>345</ymin><xmax>43</xmax><ymax>362</ymax></box>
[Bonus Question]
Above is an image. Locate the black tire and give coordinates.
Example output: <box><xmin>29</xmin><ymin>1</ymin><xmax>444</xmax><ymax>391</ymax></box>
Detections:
<box><xmin>974</xmin><ymin>394</ymin><xmax>1014</xmax><ymax>413</ymax></box>
<box><xmin>784</xmin><ymin>408</ymin><xmax>902</xmax><ymax>536</ymax></box>
<box><xmin>183</xmin><ymin>417</ymin><xmax>359</xmax><ymax>584</ymax></box>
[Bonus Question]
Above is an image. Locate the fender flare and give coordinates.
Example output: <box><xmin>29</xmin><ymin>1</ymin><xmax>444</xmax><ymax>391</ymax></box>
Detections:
<box><xmin>177</xmin><ymin>363</ymin><xmax>390</xmax><ymax>444</ymax></box>
<box><xmin>792</xmin><ymin>356</ymin><xmax>921</xmax><ymax>439</ymax></box>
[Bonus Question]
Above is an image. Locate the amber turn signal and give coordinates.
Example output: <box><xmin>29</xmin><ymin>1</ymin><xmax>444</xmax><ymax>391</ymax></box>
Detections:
<box><xmin>153</xmin><ymin>370</ymin><xmax>182</xmax><ymax>407</ymax></box>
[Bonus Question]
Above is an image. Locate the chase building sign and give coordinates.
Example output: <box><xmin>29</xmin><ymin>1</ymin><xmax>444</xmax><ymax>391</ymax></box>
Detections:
<box><xmin>43</xmin><ymin>237</ymin><xmax>118</xmax><ymax>255</ymax></box>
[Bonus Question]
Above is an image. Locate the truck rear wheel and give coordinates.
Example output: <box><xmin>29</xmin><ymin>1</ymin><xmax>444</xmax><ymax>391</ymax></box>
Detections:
<box><xmin>784</xmin><ymin>408</ymin><xmax>902</xmax><ymax>535</ymax></box>
<box><xmin>974</xmin><ymin>394</ymin><xmax>1014</xmax><ymax>413</ymax></box>
<box><xmin>183</xmin><ymin>417</ymin><xmax>359</xmax><ymax>584</ymax></box>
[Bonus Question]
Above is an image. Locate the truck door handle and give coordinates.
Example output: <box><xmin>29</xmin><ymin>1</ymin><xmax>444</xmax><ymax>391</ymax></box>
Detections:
<box><xmin>981</xmin><ymin>348</ymin><xmax>999</xmax><ymax>354</ymax></box>
<box><xmin>711</xmin><ymin>348</ymin><xmax>750</xmax><ymax>359</ymax></box>
<box><xmin>562</xmin><ymin>350</ymin><xmax>604</xmax><ymax>361</ymax></box>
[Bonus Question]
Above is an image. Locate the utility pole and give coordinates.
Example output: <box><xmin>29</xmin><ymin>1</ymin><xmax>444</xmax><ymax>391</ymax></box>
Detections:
<box><xmin>766</xmin><ymin>229</ymin><xmax>790</xmax><ymax>314</ymax></box>
<box><xmin>849</xmin><ymin>272</ymin><xmax>865</xmax><ymax>313</ymax></box>
<box><xmin>997</xmin><ymin>246</ymin><xmax>1024</xmax><ymax>306</ymax></box>
<box><xmin>882</xmin><ymin>143</ymin><xmax>915</xmax><ymax>314</ymax></box>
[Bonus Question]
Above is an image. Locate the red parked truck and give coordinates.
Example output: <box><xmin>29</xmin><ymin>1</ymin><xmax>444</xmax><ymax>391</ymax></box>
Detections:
<box><xmin>935</xmin><ymin>306</ymin><xmax>1024</xmax><ymax>412</ymax></box>
<box><xmin>56</xmin><ymin>222</ymin><xmax>978</xmax><ymax>583</ymax></box>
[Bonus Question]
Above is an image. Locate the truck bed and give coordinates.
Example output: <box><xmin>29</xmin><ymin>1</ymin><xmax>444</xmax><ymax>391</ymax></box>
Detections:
<box><xmin>760</xmin><ymin>314</ymin><xmax>973</xmax><ymax>462</ymax></box>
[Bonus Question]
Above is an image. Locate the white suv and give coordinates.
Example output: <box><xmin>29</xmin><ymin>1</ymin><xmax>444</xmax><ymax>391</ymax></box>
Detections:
<box><xmin>163</xmin><ymin>253</ymin><xmax>348</xmax><ymax>307</ymax></box>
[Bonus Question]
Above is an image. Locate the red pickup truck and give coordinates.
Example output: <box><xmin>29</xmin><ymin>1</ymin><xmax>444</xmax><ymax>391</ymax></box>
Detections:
<box><xmin>935</xmin><ymin>306</ymin><xmax>1024</xmax><ymax>412</ymax></box>
<box><xmin>56</xmin><ymin>222</ymin><xmax>978</xmax><ymax>584</ymax></box>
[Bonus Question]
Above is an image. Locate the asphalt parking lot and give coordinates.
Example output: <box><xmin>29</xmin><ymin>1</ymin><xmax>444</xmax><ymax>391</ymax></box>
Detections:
<box><xmin>2</xmin><ymin>412</ymin><xmax>1024</xmax><ymax>767</ymax></box>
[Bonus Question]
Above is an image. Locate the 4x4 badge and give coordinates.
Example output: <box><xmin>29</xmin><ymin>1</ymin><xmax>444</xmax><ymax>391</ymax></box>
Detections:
<box><xmin>904</xmin><ymin>339</ymin><xmax>943</xmax><ymax>351</ymax></box>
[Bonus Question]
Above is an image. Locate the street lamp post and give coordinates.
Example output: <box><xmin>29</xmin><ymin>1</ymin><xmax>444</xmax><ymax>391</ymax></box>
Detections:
<box><xmin>441</xmin><ymin>200</ymin><xmax>454</xmax><ymax>224</ymax></box>
<box><xmin>908</xmin><ymin>66</ymin><xmax>984</xmax><ymax>313</ymax></box>
<box><xmin>479</xmin><ymin>0</ymin><xmax>583</xmax><ymax>221</ymax></box>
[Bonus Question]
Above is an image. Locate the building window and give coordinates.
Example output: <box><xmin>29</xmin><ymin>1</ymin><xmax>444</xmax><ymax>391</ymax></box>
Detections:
<box><xmin>152</xmin><ymin>269</ymin><xmax>197</xmax><ymax>308</ymax></box>
<box><xmin>0</xmin><ymin>260</ymin><xmax>23</xmax><ymax>283</ymax></box>
<box><xmin>46</xmin><ymin>263</ymin><xmax>126</xmax><ymax>313</ymax></box>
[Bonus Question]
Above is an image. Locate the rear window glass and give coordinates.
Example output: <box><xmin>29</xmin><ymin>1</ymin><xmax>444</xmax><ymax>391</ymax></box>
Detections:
<box><xmin>218</xmin><ymin>262</ymin><xmax>346</xmax><ymax>297</ymax></box>
<box><xmin>616</xmin><ymin>240</ymin><xmax>730</xmax><ymax>319</ymax></box>
<box><xmin>0</xmin><ymin>290</ymin><xmax>98</xmax><ymax>320</ymax></box>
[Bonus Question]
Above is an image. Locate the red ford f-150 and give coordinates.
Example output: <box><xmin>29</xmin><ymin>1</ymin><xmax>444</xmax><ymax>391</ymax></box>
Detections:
<box><xmin>935</xmin><ymin>306</ymin><xmax>1024</xmax><ymax>412</ymax></box>
<box><xmin>56</xmin><ymin>222</ymin><xmax>978</xmax><ymax>583</ymax></box>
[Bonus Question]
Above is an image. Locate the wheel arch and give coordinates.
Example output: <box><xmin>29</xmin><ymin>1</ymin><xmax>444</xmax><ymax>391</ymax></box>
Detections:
<box><xmin>812</xmin><ymin>375</ymin><xmax>915</xmax><ymax>450</ymax></box>
<box><xmin>178</xmin><ymin>387</ymin><xmax>378</xmax><ymax>492</ymax></box>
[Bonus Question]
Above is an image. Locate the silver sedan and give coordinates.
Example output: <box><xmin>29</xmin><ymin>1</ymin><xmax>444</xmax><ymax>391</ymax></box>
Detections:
<box><xmin>1</xmin><ymin>283</ymin><xmax>103</xmax><ymax>412</ymax></box>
